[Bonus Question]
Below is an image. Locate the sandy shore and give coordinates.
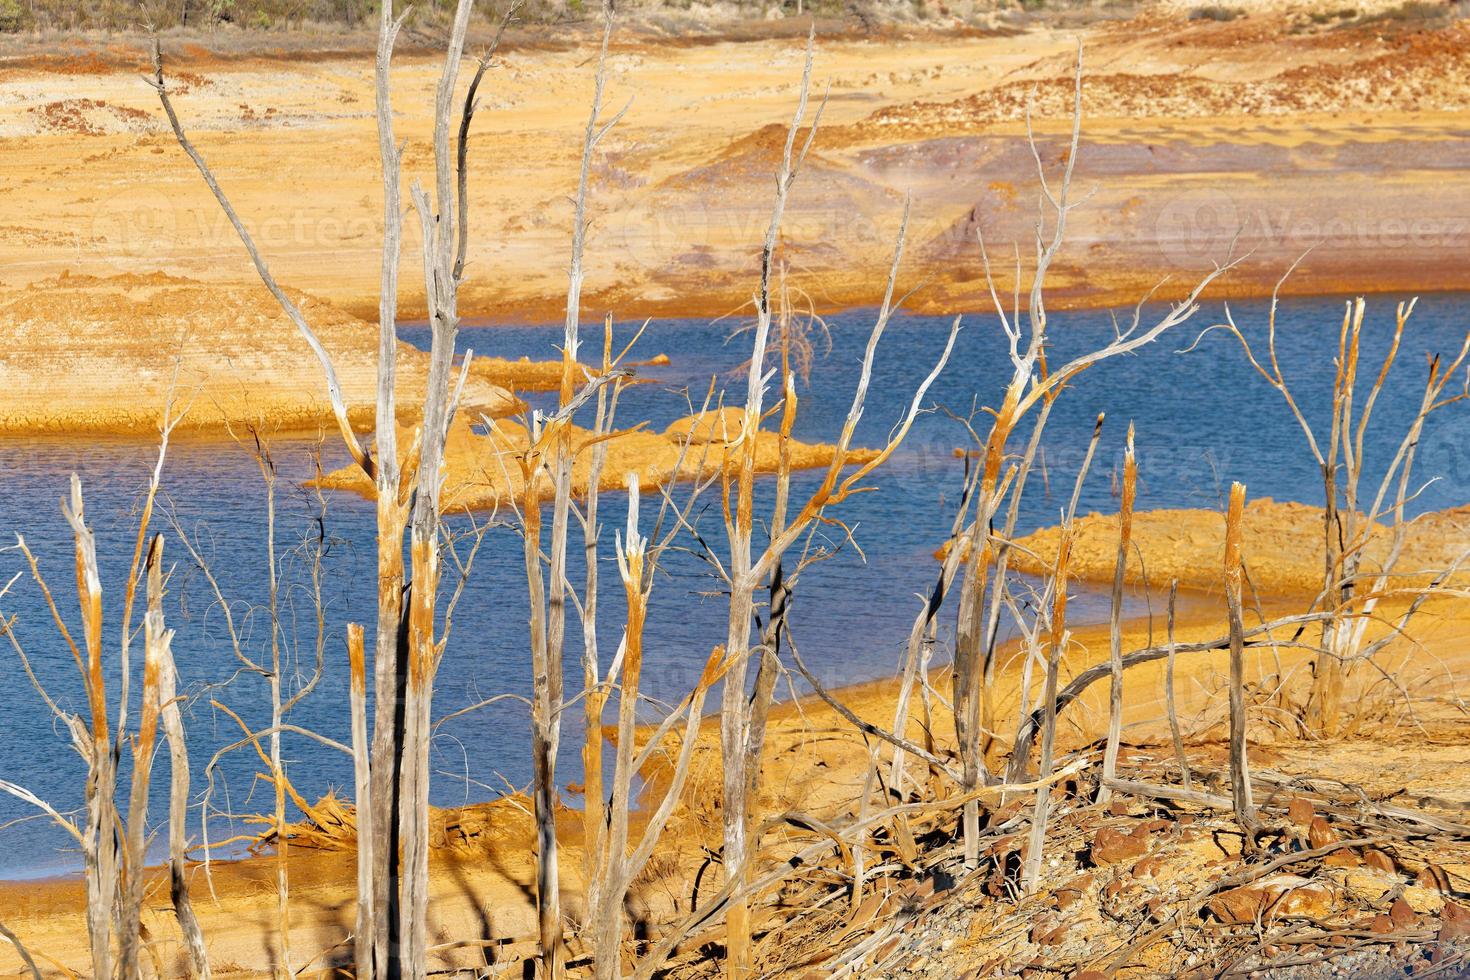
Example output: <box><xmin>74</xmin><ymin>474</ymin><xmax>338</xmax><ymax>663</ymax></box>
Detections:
<box><xmin>3</xmin><ymin>498</ymin><xmax>1467</xmax><ymax>976</ymax></box>
<box><xmin>1008</xmin><ymin>497</ymin><xmax>1470</xmax><ymax>597</ymax></box>
<box><xmin>4</xmin><ymin>9</ymin><xmax>1470</xmax><ymax>438</ymax></box>
<box><xmin>0</xmin><ymin>272</ymin><xmax>524</xmax><ymax>435</ymax></box>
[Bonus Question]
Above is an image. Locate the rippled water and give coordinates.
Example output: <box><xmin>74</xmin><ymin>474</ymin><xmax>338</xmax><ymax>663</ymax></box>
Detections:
<box><xmin>1</xmin><ymin>292</ymin><xmax>1466</xmax><ymax>878</ymax></box>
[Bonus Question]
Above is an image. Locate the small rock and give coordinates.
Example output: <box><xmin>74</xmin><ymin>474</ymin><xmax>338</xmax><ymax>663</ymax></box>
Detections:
<box><xmin>1363</xmin><ymin>848</ymin><xmax>1397</xmax><ymax>874</ymax></box>
<box><xmin>1287</xmin><ymin>797</ymin><xmax>1315</xmax><ymax>826</ymax></box>
<box><xmin>1404</xmin><ymin>885</ymin><xmax>1446</xmax><ymax>915</ymax></box>
<box><xmin>1390</xmin><ymin>897</ymin><xmax>1418</xmax><ymax>928</ymax></box>
<box><xmin>1108</xmin><ymin>799</ymin><xmax>1131</xmax><ymax>817</ymax></box>
<box><xmin>1308</xmin><ymin>816</ymin><xmax>1338</xmax><ymax>849</ymax></box>
<box><xmin>1132</xmin><ymin>856</ymin><xmax>1165</xmax><ymax>879</ymax></box>
<box><xmin>1370</xmin><ymin>914</ymin><xmax>1396</xmax><ymax>934</ymax></box>
<box><xmin>1207</xmin><ymin>874</ymin><xmax>1336</xmax><ymax>923</ymax></box>
<box><xmin>1040</xmin><ymin>923</ymin><xmax>1071</xmax><ymax>947</ymax></box>
<box><xmin>1061</xmin><ymin>872</ymin><xmax>1094</xmax><ymax>893</ymax></box>
<box><xmin>1439</xmin><ymin>902</ymin><xmax>1470</xmax><ymax>942</ymax></box>
<box><xmin>1417</xmin><ymin>864</ymin><xmax>1452</xmax><ymax>893</ymax></box>
<box><xmin>1092</xmin><ymin>827</ymin><xmax>1148</xmax><ymax>865</ymax></box>
<box><xmin>1345</xmin><ymin>869</ymin><xmax>1396</xmax><ymax>903</ymax></box>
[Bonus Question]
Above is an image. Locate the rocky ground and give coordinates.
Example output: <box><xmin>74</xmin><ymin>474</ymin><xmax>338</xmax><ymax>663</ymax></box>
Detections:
<box><xmin>740</xmin><ymin>730</ymin><xmax>1470</xmax><ymax>978</ymax></box>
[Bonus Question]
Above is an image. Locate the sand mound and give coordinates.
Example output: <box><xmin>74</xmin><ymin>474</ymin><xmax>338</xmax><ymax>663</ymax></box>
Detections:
<box><xmin>312</xmin><ymin>409</ymin><xmax>879</xmax><ymax>510</ymax></box>
<box><xmin>0</xmin><ymin>272</ymin><xmax>522</xmax><ymax>435</ymax></box>
<box><xmin>1007</xmin><ymin>497</ymin><xmax>1470</xmax><ymax>597</ymax></box>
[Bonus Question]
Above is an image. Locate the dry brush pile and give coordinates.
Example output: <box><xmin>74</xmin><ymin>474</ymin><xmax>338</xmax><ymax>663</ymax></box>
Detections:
<box><xmin>3</xmin><ymin>8</ymin><xmax>1470</xmax><ymax>980</ymax></box>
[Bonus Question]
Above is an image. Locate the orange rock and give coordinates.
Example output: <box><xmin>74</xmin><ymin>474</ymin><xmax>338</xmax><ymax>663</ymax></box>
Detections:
<box><xmin>1418</xmin><ymin>864</ymin><xmax>1452</xmax><ymax>893</ymax></box>
<box><xmin>1207</xmin><ymin>874</ymin><xmax>1336</xmax><ymax>924</ymax></box>
<box><xmin>1440</xmin><ymin>902</ymin><xmax>1470</xmax><ymax>942</ymax></box>
<box><xmin>1363</xmin><ymin>849</ymin><xmax>1398</xmax><ymax>874</ymax></box>
<box><xmin>1132</xmin><ymin>856</ymin><xmax>1166</xmax><ymax>879</ymax></box>
<box><xmin>1091</xmin><ymin>827</ymin><xmax>1149</xmax><ymax>865</ymax></box>
<box><xmin>1307</xmin><ymin>816</ymin><xmax>1338</xmax><ymax>849</ymax></box>
<box><xmin>1287</xmin><ymin>797</ymin><xmax>1315</xmax><ymax>826</ymax></box>
<box><xmin>1390</xmin><ymin>897</ymin><xmax>1418</xmax><ymax>929</ymax></box>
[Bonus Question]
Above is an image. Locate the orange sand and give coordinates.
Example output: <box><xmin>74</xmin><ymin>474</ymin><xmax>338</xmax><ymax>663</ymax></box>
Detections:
<box><xmin>0</xmin><ymin>13</ymin><xmax>1467</xmax><ymax>331</ymax></box>
<box><xmin>310</xmin><ymin>405</ymin><xmax>880</xmax><ymax>509</ymax></box>
<box><xmin>1009</xmin><ymin>497</ymin><xmax>1470</xmax><ymax>597</ymax></box>
<box><xmin>0</xmin><ymin>272</ymin><xmax>521</xmax><ymax>435</ymax></box>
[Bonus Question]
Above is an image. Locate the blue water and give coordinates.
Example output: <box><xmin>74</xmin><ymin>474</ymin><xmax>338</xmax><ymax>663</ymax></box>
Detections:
<box><xmin>1</xmin><ymin>292</ymin><xmax>1467</xmax><ymax>878</ymax></box>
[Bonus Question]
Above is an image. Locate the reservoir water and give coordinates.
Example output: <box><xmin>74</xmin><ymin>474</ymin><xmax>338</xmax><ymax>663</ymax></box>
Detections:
<box><xmin>1</xmin><ymin>292</ymin><xmax>1466</xmax><ymax>878</ymax></box>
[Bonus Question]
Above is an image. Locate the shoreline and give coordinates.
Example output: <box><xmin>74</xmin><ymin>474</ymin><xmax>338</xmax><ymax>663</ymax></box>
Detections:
<box><xmin>0</xmin><ymin>569</ymin><xmax>1212</xmax><ymax>887</ymax></box>
<box><xmin>2</xmin><ymin>501</ymin><xmax>1468</xmax><ymax>974</ymax></box>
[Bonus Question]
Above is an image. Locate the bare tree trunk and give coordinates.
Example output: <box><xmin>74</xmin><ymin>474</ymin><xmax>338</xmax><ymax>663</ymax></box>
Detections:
<box><xmin>61</xmin><ymin>477</ymin><xmax>119</xmax><ymax>980</ymax></box>
<box><xmin>258</xmin><ymin>454</ymin><xmax>293</xmax><ymax>978</ymax></box>
<box><xmin>368</xmin><ymin>0</ymin><xmax>408</xmax><ymax>966</ymax></box>
<box><xmin>1099</xmin><ymin>426</ymin><xmax>1136</xmax><ymax>803</ymax></box>
<box><xmin>1164</xmin><ymin>580</ymin><xmax>1190</xmax><ymax>790</ymax></box>
<box><xmin>394</xmin><ymin>0</ymin><xmax>479</xmax><ymax>973</ymax></box>
<box><xmin>347</xmin><ymin>624</ymin><xmax>375</xmax><ymax>980</ymax></box>
<box><xmin>1224</xmin><ymin>482</ymin><xmax>1258</xmax><ymax>835</ymax></box>
<box><xmin>118</xmin><ymin>611</ymin><xmax>163</xmax><ymax>980</ymax></box>
<box><xmin>148</xmin><ymin>536</ymin><xmax>210</xmax><ymax>980</ymax></box>
<box><xmin>1022</xmin><ymin>533</ymin><xmax>1069</xmax><ymax>893</ymax></box>
<box><xmin>524</xmin><ymin>485</ymin><xmax>564</xmax><ymax>978</ymax></box>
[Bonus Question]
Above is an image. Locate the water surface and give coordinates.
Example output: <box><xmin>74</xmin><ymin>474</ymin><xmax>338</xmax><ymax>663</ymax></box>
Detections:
<box><xmin>1</xmin><ymin>292</ymin><xmax>1466</xmax><ymax>878</ymax></box>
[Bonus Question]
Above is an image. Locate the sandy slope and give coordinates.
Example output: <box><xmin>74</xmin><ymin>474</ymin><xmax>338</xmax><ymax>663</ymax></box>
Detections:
<box><xmin>5</xmin><ymin>10</ymin><xmax>1470</xmax><ymax>435</ymax></box>
<box><xmin>1</xmin><ymin>11</ymin><xmax>1468</xmax><ymax>332</ymax></box>
<box><xmin>0</xmin><ymin>271</ymin><xmax>522</xmax><ymax>434</ymax></box>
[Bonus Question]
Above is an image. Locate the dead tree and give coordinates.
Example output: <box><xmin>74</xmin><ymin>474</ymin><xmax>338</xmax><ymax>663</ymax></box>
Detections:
<box><xmin>1190</xmin><ymin>286</ymin><xmax>1470</xmax><ymax>735</ymax></box>
<box><xmin>152</xmin><ymin>536</ymin><xmax>210</xmax><ymax>980</ymax></box>
<box><xmin>710</xmin><ymin>33</ymin><xmax>959</xmax><ymax>977</ymax></box>
<box><xmin>946</xmin><ymin>46</ymin><xmax>1238</xmax><ymax>867</ymax></box>
<box><xmin>1098</xmin><ymin>424</ymin><xmax>1136</xmax><ymax>802</ymax></box>
<box><xmin>510</xmin><ymin>7</ymin><xmax>630</xmax><ymax>973</ymax></box>
<box><xmin>3</xmin><ymin>480</ymin><xmax>174</xmax><ymax>980</ymax></box>
<box><xmin>575</xmin><ymin>467</ymin><xmax>729</xmax><ymax>980</ymax></box>
<box><xmin>1224</xmin><ymin>481</ymin><xmax>1260</xmax><ymax>835</ymax></box>
<box><xmin>1</xmin><ymin>386</ymin><xmax>182</xmax><ymax>980</ymax></box>
<box><xmin>1021</xmin><ymin>414</ymin><xmax>1103</xmax><ymax>891</ymax></box>
<box><xmin>152</xmin><ymin>0</ymin><xmax>489</xmax><ymax>965</ymax></box>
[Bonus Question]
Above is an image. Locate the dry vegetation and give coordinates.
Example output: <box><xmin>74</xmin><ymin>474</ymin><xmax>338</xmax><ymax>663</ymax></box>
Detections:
<box><xmin>3</xmin><ymin>4</ymin><xmax>1470</xmax><ymax>980</ymax></box>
